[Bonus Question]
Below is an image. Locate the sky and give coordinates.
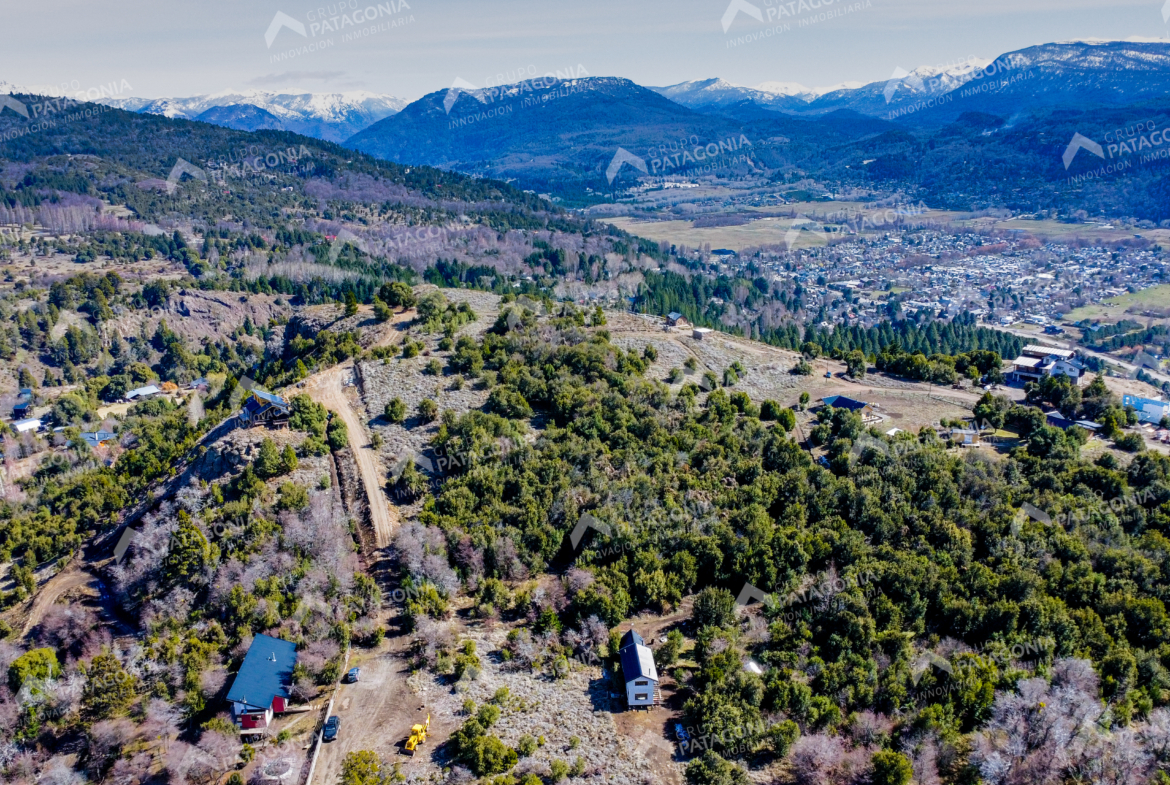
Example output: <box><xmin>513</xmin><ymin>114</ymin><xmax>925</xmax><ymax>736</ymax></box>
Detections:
<box><xmin>2</xmin><ymin>0</ymin><xmax>1167</xmax><ymax>101</ymax></box>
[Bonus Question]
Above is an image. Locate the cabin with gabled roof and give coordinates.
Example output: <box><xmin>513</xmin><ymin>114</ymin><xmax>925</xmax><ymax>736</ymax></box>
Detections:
<box><xmin>227</xmin><ymin>634</ymin><xmax>297</xmax><ymax>731</ymax></box>
<box><xmin>618</xmin><ymin>630</ymin><xmax>659</xmax><ymax>709</ymax></box>
<box><xmin>238</xmin><ymin>390</ymin><xmax>291</xmax><ymax>429</ymax></box>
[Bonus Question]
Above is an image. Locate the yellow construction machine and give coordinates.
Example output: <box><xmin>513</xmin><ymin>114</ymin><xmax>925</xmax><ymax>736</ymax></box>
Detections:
<box><xmin>404</xmin><ymin>714</ymin><xmax>430</xmax><ymax>756</ymax></box>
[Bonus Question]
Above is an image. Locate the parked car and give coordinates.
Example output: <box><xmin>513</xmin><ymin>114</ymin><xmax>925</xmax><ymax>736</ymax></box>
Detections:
<box><xmin>323</xmin><ymin>716</ymin><xmax>341</xmax><ymax>742</ymax></box>
<box><xmin>345</xmin><ymin>667</ymin><xmax>360</xmax><ymax>683</ymax></box>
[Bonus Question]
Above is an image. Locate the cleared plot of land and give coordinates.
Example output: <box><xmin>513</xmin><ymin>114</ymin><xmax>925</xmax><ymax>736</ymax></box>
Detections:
<box><xmin>1065</xmin><ymin>284</ymin><xmax>1170</xmax><ymax>324</ymax></box>
<box><xmin>601</xmin><ymin>216</ymin><xmax>818</xmax><ymax>252</ymax></box>
<box><xmin>602</xmin><ymin>209</ymin><xmax>1170</xmax><ymax>254</ymax></box>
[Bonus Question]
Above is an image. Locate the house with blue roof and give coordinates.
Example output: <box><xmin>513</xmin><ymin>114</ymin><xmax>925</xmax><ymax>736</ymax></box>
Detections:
<box><xmin>618</xmin><ymin>630</ymin><xmax>659</xmax><ymax>709</ymax></box>
<box><xmin>80</xmin><ymin>430</ymin><xmax>117</xmax><ymax>450</ymax></box>
<box><xmin>227</xmin><ymin>634</ymin><xmax>297</xmax><ymax>730</ymax></box>
<box><xmin>238</xmin><ymin>390</ymin><xmax>291</xmax><ymax>429</ymax></box>
<box><xmin>821</xmin><ymin>395</ymin><xmax>880</xmax><ymax>424</ymax></box>
<box><xmin>1123</xmin><ymin>395</ymin><xmax>1170</xmax><ymax>425</ymax></box>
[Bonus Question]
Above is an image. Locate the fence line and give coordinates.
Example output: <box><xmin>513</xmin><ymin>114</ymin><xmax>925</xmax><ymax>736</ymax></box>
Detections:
<box><xmin>303</xmin><ymin>648</ymin><xmax>350</xmax><ymax>785</ymax></box>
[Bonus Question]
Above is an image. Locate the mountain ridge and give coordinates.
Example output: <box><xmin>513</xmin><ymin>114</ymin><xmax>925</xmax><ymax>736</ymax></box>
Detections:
<box><xmin>95</xmin><ymin>88</ymin><xmax>407</xmax><ymax>143</ymax></box>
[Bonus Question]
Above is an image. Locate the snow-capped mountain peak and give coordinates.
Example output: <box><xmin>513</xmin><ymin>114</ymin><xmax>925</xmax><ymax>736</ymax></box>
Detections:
<box><xmin>96</xmin><ymin>89</ymin><xmax>407</xmax><ymax>143</ymax></box>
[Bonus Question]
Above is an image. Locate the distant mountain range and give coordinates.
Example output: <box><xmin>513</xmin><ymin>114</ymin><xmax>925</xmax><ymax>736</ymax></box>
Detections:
<box><xmin>649</xmin><ymin>78</ymin><xmax>864</xmax><ymax>112</ymax></box>
<box><xmin>655</xmin><ymin>41</ymin><xmax>1170</xmax><ymax>124</ymax></box>
<box><xmin>4</xmin><ymin>39</ymin><xmax>1169</xmax><ymax>219</ymax></box>
<box><xmin>96</xmin><ymin>89</ymin><xmax>407</xmax><ymax>143</ymax></box>
<box><xmin>344</xmin><ymin>76</ymin><xmax>760</xmax><ymax>199</ymax></box>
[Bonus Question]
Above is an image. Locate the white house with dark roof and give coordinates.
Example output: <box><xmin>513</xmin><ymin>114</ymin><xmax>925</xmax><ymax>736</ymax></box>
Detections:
<box><xmin>618</xmin><ymin>630</ymin><xmax>659</xmax><ymax>709</ymax></box>
<box><xmin>1008</xmin><ymin>345</ymin><xmax>1085</xmax><ymax>386</ymax></box>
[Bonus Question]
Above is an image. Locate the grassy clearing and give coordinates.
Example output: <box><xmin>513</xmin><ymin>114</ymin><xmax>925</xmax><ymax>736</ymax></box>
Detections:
<box><xmin>1065</xmin><ymin>284</ymin><xmax>1170</xmax><ymax>324</ymax></box>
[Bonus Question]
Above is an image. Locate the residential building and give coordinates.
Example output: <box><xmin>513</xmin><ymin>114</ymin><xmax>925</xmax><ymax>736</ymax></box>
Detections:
<box><xmin>226</xmin><ymin>634</ymin><xmax>297</xmax><ymax>730</ymax></box>
<box><xmin>618</xmin><ymin>630</ymin><xmax>659</xmax><ymax>709</ymax></box>
<box><xmin>1008</xmin><ymin>345</ymin><xmax>1085</xmax><ymax>386</ymax></box>
<box><xmin>238</xmin><ymin>391</ymin><xmax>291</xmax><ymax>429</ymax></box>
<box><xmin>821</xmin><ymin>395</ymin><xmax>881</xmax><ymax>424</ymax></box>
<box><xmin>125</xmin><ymin>385</ymin><xmax>162</xmax><ymax>401</ymax></box>
<box><xmin>12</xmin><ymin>418</ymin><xmax>42</xmax><ymax>434</ymax></box>
<box><xmin>950</xmin><ymin>428</ymin><xmax>981</xmax><ymax>446</ymax></box>
<box><xmin>80</xmin><ymin>431</ymin><xmax>117</xmax><ymax>449</ymax></box>
<box><xmin>1123</xmin><ymin>395</ymin><xmax>1170</xmax><ymax>425</ymax></box>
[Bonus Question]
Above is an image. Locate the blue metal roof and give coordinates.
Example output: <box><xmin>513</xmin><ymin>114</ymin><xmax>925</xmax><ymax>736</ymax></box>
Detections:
<box><xmin>81</xmin><ymin>431</ymin><xmax>117</xmax><ymax>448</ymax></box>
<box><xmin>823</xmin><ymin>395</ymin><xmax>868</xmax><ymax>411</ymax></box>
<box><xmin>619</xmin><ymin>630</ymin><xmax>657</xmax><ymax>683</ymax></box>
<box><xmin>252</xmin><ymin>390</ymin><xmax>287</xmax><ymax>405</ymax></box>
<box><xmin>1123</xmin><ymin>395</ymin><xmax>1168</xmax><ymax>424</ymax></box>
<box><xmin>226</xmin><ymin>634</ymin><xmax>297</xmax><ymax>710</ymax></box>
<box><xmin>244</xmin><ymin>390</ymin><xmax>290</xmax><ymax>414</ymax></box>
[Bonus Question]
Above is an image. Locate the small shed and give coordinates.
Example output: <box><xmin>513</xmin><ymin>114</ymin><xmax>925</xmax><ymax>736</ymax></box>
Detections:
<box><xmin>618</xmin><ymin>630</ymin><xmax>659</xmax><ymax>709</ymax></box>
<box><xmin>12</xmin><ymin>400</ymin><xmax>32</xmax><ymax>418</ymax></box>
<box><xmin>693</xmin><ymin>328</ymin><xmax>713</xmax><ymax>340</ymax></box>
<box><xmin>227</xmin><ymin>634</ymin><xmax>297</xmax><ymax>730</ymax></box>
<box><xmin>666</xmin><ymin>312</ymin><xmax>690</xmax><ymax>328</ymax></box>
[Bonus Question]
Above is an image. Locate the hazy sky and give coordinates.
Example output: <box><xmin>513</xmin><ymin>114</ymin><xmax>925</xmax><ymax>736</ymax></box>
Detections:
<box><xmin>2</xmin><ymin>0</ymin><xmax>1166</xmax><ymax>101</ymax></box>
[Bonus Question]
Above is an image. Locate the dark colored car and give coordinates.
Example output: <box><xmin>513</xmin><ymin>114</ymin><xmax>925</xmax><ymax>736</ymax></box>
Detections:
<box><xmin>323</xmin><ymin>716</ymin><xmax>341</xmax><ymax>741</ymax></box>
<box><xmin>345</xmin><ymin>667</ymin><xmax>360</xmax><ymax>683</ymax></box>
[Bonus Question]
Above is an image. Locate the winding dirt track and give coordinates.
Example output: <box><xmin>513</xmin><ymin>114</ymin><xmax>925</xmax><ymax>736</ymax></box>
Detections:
<box><xmin>303</xmin><ymin>361</ymin><xmax>398</xmax><ymax>548</ymax></box>
<box><xmin>20</xmin><ymin>565</ymin><xmax>91</xmax><ymax>636</ymax></box>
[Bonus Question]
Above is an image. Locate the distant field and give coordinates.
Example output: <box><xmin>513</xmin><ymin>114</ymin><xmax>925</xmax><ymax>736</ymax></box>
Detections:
<box><xmin>603</xmin><ymin>216</ymin><xmax>824</xmax><ymax>251</ymax></box>
<box><xmin>604</xmin><ymin>207</ymin><xmax>1170</xmax><ymax>253</ymax></box>
<box><xmin>1065</xmin><ymin>284</ymin><xmax>1170</xmax><ymax>324</ymax></box>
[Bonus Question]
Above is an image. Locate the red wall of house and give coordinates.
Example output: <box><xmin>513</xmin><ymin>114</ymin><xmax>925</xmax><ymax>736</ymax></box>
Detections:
<box><xmin>272</xmin><ymin>696</ymin><xmax>286</xmax><ymax>713</ymax></box>
<box><xmin>241</xmin><ymin>712</ymin><xmax>266</xmax><ymax>729</ymax></box>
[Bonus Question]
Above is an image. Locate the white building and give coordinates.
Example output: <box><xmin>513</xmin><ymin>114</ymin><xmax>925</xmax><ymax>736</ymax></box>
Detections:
<box><xmin>12</xmin><ymin>418</ymin><xmax>42</xmax><ymax>434</ymax></box>
<box><xmin>125</xmin><ymin>385</ymin><xmax>162</xmax><ymax>401</ymax></box>
<box><xmin>618</xmin><ymin>630</ymin><xmax>659</xmax><ymax>709</ymax></box>
<box><xmin>1008</xmin><ymin>345</ymin><xmax>1085</xmax><ymax>386</ymax></box>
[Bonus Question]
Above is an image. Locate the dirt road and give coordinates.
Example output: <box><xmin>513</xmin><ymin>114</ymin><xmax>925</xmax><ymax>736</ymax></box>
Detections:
<box><xmin>19</xmin><ymin>564</ymin><xmax>92</xmax><ymax>636</ymax></box>
<box><xmin>304</xmin><ymin>362</ymin><xmax>398</xmax><ymax>548</ymax></box>
<box><xmin>311</xmin><ymin>641</ymin><xmax>433</xmax><ymax>785</ymax></box>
